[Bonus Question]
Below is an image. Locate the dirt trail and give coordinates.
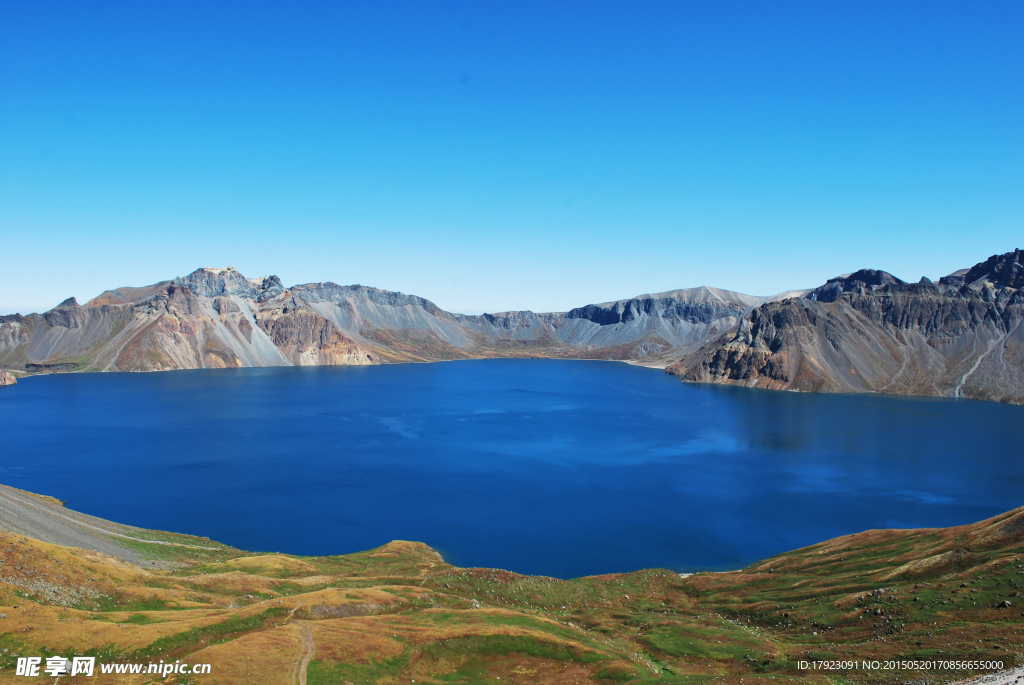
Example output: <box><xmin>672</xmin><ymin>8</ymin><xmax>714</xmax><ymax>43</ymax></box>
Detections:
<box><xmin>291</xmin><ymin>622</ymin><xmax>317</xmax><ymax>685</ymax></box>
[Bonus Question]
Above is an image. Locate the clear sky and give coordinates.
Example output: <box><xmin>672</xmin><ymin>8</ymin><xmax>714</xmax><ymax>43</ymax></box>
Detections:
<box><xmin>1</xmin><ymin>1</ymin><xmax>1021</xmax><ymax>315</ymax></box>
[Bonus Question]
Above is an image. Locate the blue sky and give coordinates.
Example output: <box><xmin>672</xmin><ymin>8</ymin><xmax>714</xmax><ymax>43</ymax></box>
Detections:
<box><xmin>1</xmin><ymin>1</ymin><xmax>1021</xmax><ymax>314</ymax></box>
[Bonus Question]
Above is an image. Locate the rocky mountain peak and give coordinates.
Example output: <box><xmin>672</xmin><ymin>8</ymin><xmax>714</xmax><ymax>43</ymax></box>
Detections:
<box><xmin>959</xmin><ymin>248</ymin><xmax>1024</xmax><ymax>290</ymax></box>
<box><xmin>938</xmin><ymin>269</ymin><xmax>970</xmax><ymax>287</ymax></box>
<box><xmin>255</xmin><ymin>275</ymin><xmax>285</xmax><ymax>302</ymax></box>
<box><xmin>44</xmin><ymin>297</ymin><xmax>87</xmax><ymax>328</ymax></box>
<box><xmin>175</xmin><ymin>267</ymin><xmax>259</xmax><ymax>300</ymax></box>
<box><xmin>172</xmin><ymin>267</ymin><xmax>289</xmax><ymax>302</ymax></box>
<box><xmin>806</xmin><ymin>269</ymin><xmax>905</xmax><ymax>302</ymax></box>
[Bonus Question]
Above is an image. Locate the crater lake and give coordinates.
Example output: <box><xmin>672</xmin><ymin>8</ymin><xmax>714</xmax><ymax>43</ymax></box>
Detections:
<box><xmin>1</xmin><ymin>359</ymin><xmax>1021</xmax><ymax>578</ymax></box>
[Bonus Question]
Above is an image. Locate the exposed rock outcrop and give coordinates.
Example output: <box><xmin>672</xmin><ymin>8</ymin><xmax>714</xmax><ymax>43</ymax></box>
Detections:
<box><xmin>173</xmin><ymin>266</ymin><xmax>260</xmax><ymax>299</ymax></box>
<box><xmin>256</xmin><ymin>295</ymin><xmax>373</xmax><ymax>366</ymax></box>
<box><xmin>669</xmin><ymin>249</ymin><xmax>1024</xmax><ymax>403</ymax></box>
<box><xmin>0</xmin><ymin>370</ymin><xmax>16</xmax><ymax>386</ymax></box>
<box><xmin>568</xmin><ymin>295</ymin><xmax>744</xmax><ymax>327</ymax></box>
<box><xmin>42</xmin><ymin>297</ymin><xmax>88</xmax><ymax>329</ymax></box>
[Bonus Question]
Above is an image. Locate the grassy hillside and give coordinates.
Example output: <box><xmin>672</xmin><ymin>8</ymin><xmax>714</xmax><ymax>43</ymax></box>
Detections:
<box><xmin>1</xmin><ymin>505</ymin><xmax>1021</xmax><ymax>684</ymax></box>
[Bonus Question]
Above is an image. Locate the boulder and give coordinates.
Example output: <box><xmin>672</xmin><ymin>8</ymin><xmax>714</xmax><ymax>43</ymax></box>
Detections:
<box><xmin>0</xmin><ymin>370</ymin><xmax>17</xmax><ymax>386</ymax></box>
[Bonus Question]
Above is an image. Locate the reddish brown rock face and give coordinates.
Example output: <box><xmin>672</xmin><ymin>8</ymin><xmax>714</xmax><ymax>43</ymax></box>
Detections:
<box><xmin>258</xmin><ymin>307</ymin><xmax>370</xmax><ymax>365</ymax></box>
<box><xmin>236</xmin><ymin>316</ymin><xmax>253</xmax><ymax>343</ymax></box>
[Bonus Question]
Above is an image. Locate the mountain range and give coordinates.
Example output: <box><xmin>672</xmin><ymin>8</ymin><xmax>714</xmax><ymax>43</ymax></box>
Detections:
<box><xmin>2</xmin><ymin>248</ymin><xmax>1022</xmax><ymax>403</ymax></box>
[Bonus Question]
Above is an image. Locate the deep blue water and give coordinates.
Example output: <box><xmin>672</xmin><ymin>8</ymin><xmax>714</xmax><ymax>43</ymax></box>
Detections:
<box><xmin>1</xmin><ymin>360</ymin><xmax>1022</xmax><ymax>578</ymax></box>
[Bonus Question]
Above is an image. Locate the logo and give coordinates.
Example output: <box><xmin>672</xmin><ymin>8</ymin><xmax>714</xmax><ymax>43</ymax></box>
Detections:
<box><xmin>15</xmin><ymin>656</ymin><xmax>95</xmax><ymax>677</ymax></box>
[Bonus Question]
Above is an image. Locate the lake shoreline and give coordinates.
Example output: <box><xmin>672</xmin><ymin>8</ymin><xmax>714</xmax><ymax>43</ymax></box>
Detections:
<box><xmin>1</xmin><ymin>359</ymin><xmax>1020</xmax><ymax>578</ymax></box>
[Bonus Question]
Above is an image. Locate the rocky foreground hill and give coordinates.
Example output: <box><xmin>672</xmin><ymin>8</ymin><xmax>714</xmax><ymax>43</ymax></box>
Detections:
<box><xmin>669</xmin><ymin>249</ymin><xmax>1024</xmax><ymax>404</ymax></box>
<box><xmin>2</xmin><ymin>248</ymin><xmax>1023</xmax><ymax>403</ymax></box>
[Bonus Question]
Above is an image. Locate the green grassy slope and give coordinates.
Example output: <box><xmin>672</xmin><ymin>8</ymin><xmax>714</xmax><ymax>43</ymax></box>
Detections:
<box><xmin>1</xmin><ymin>506</ymin><xmax>1021</xmax><ymax>684</ymax></box>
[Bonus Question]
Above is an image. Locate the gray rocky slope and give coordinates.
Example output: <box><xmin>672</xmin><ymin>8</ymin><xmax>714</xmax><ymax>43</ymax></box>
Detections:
<box><xmin>2</xmin><ymin>249</ymin><xmax>1022</xmax><ymax>404</ymax></box>
<box><xmin>0</xmin><ymin>484</ymin><xmax>222</xmax><ymax>568</ymax></box>
<box><xmin>669</xmin><ymin>249</ymin><xmax>1024</xmax><ymax>404</ymax></box>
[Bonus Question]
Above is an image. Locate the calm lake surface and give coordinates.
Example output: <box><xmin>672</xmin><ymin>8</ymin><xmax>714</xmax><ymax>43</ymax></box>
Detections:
<box><xmin>1</xmin><ymin>360</ymin><xmax>1022</xmax><ymax>578</ymax></box>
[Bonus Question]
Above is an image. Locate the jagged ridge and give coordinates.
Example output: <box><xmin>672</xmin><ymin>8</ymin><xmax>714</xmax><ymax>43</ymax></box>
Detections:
<box><xmin>5</xmin><ymin>251</ymin><xmax>1024</xmax><ymax>404</ymax></box>
<box><xmin>0</xmin><ymin>269</ymin><xmax>783</xmax><ymax>373</ymax></box>
<box><xmin>668</xmin><ymin>249</ymin><xmax>1024</xmax><ymax>403</ymax></box>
